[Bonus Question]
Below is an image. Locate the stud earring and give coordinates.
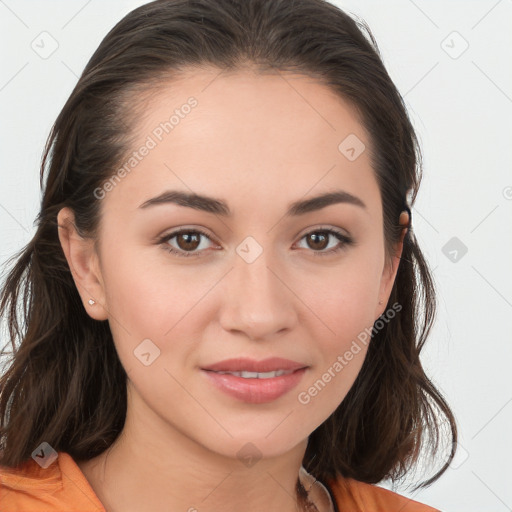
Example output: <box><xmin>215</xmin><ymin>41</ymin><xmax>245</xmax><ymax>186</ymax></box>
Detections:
<box><xmin>88</xmin><ymin>299</ymin><xmax>96</xmax><ymax>305</ymax></box>
<box><xmin>379</xmin><ymin>300</ymin><xmax>383</xmax><ymax>305</ymax></box>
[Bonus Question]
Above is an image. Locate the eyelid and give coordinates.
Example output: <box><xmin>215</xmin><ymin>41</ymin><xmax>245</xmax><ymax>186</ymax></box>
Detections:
<box><xmin>158</xmin><ymin>225</ymin><xmax>217</xmax><ymax>241</ymax></box>
<box><xmin>293</xmin><ymin>224</ymin><xmax>351</xmax><ymax>241</ymax></box>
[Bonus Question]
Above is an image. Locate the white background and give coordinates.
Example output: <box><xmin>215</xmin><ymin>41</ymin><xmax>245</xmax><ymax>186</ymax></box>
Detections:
<box><xmin>0</xmin><ymin>1</ymin><xmax>511</xmax><ymax>511</ymax></box>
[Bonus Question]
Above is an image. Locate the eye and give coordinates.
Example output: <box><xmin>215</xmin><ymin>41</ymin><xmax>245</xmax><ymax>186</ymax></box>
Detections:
<box><xmin>295</xmin><ymin>227</ymin><xmax>354</xmax><ymax>256</ymax></box>
<box><xmin>158</xmin><ymin>228</ymin><xmax>218</xmax><ymax>258</ymax></box>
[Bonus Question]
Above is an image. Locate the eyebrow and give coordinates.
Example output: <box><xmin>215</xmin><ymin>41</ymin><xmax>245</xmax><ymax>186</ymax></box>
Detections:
<box><xmin>138</xmin><ymin>189</ymin><xmax>366</xmax><ymax>216</ymax></box>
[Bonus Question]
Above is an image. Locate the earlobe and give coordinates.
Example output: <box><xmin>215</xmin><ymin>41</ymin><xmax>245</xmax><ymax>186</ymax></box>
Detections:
<box><xmin>57</xmin><ymin>207</ymin><xmax>108</xmax><ymax>321</ymax></box>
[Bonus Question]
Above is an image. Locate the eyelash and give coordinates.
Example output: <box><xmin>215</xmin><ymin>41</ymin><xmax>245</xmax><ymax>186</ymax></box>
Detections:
<box><xmin>157</xmin><ymin>226</ymin><xmax>354</xmax><ymax>259</ymax></box>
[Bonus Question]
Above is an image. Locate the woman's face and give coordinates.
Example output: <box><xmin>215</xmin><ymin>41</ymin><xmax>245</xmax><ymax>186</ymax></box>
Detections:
<box><xmin>61</xmin><ymin>67</ymin><xmax>402</xmax><ymax>462</ymax></box>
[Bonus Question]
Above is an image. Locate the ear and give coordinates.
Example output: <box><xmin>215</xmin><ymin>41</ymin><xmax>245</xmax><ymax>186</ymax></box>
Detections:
<box><xmin>57</xmin><ymin>207</ymin><xmax>108</xmax><ymax>321</ymax></box>
<box><xmin>375</xmin><ymin>211</ymin><xmax>409</xmax><ymax>319</ymax></box>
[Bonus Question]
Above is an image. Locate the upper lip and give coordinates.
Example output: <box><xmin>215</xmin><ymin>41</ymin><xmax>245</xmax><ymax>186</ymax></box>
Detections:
<box><xmin>201</xmin><ymin>357</ymin><xmax>308</xmax><ymax>373</ymax></box>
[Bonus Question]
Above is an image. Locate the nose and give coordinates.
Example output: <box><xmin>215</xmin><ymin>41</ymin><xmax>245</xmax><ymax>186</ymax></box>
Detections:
<box><xmin>218</xmin><ymin>247</ymin><xmax>297</xmax><ymax>341</ymax></box>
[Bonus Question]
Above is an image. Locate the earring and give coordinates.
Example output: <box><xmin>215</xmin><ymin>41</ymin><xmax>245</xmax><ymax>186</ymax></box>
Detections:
<box><xmin>379</xmin><ymin>300</ymin><xmax>383</xmax><ymax>305</ymax></box>
<box><xmin>88</xmin><ymin>299</ymin><xmax>96</xmax><ymax>305</ymax></box>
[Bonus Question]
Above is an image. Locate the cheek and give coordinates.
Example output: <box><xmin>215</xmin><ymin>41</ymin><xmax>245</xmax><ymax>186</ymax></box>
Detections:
<box><xmin>100</xmin><ymin>245</ymin><xmax>220</xmax><ymax>379</ymax></box>
<box><xmin>291</xmin><ymin>249</ymin><xmax>383</xmax><ymax>404</ymax></box>
<box><xmin>294</xmin><ymin>268</ymin><xmax>378</xmax><ymax>415</ymax></box>
<box><xmin>298</xmin><ymin>253</ymin><xmax>383</xmax><ymax>339</ymax></box>
<box><xmin>101</xmin><ymin>244</ymin><xmax>203</xmax><ymax>334</ymax></box>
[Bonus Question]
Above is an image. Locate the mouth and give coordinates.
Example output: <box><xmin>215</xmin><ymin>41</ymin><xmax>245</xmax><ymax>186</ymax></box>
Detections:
<box><xmin>201</xmin><ymin>365</ymin><xmax>308</xmax><ymax>404</ymax></box>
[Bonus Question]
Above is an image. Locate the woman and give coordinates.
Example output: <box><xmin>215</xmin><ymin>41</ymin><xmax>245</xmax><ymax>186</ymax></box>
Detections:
<box><xmin>0</xmin><ymin>0</ymin><xmax>457</xmax><ymax>510</ymax></box>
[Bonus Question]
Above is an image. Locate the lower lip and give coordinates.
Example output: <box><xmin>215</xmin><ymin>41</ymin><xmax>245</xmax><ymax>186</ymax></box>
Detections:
<box><xmin>201</xmin><ymin>368</ymin><xmax>307</xmax><ymax>404</ymax></box>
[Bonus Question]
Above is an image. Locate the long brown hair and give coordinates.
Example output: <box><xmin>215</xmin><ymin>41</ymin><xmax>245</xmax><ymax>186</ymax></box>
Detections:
<box><xmin>0</xmin><ymin>0</ymin><xmax>457</xmax><ymax>503</ymax></box>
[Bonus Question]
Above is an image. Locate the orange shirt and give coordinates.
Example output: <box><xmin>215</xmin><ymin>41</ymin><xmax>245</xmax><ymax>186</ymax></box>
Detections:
<box><xmin>0</xmin><ymin>451</ymin><xmax>439</xmax><ymax>511</ymax></box>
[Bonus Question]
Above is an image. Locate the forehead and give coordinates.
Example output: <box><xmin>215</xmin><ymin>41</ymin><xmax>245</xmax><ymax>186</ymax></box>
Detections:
<box><xmin>103</xmin><ymin>66</ymin><xmax>379</xmax><ymax>216</ymax></box>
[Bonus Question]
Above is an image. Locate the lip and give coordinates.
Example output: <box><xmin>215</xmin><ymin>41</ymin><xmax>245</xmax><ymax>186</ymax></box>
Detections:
<box><xmin>201</xmin><ymin>367</ymin><xmax>308</xmax><ymax>404</ymax></box>
<box><xmin>201</xmin><ymin>357</ymin><xmax>307</xmax><ymax>373</ymax></box>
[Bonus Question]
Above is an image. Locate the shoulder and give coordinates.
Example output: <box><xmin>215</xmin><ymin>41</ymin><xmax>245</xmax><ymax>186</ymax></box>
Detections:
<box><xmin>326</xmin><ymin>475</ymin><xmax>441</xmax><ymax>512</ymax></box>
<box><xmin>0</xmin><ymin>451</ymin><xmax>104</xmax><ymax>511</ymax></box>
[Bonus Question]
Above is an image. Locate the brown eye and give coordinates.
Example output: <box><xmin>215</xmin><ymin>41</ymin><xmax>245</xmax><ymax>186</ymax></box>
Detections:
<box><xmin>305</xmin><ymin>231</ymin><xmax>330</xmax><ymax>251</ymax></box>
<box><xmin>175</xmin><ymin>232</ymin><xmax>201</xmax><ymax>251</ymax></box>
<box><xmin>159</xmin><ymin>228</ymin><xmax>216</xmax><ymax>258</ymax></box>
<box><xmin>296</xmin><ymin>228</ymin><xmax>354</xmax><ymax>256</ymax></box>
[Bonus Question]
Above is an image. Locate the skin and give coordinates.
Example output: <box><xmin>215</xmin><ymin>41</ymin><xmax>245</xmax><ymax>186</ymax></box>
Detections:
<box><xmin>58</xmin><ymin>66</ymin><xmax>408</xmax><ymax>512</ymax></box>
